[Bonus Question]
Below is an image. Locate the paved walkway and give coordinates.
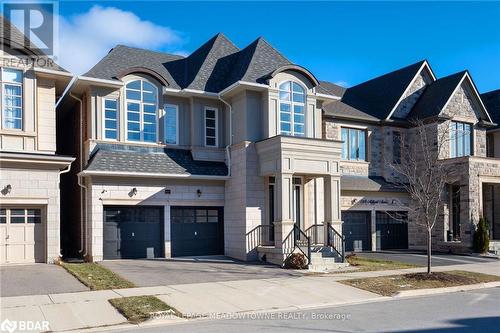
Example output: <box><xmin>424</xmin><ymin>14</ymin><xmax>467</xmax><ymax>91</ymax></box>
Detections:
<box><xmin>1</xmin><ymin>261</ymin><xmax>499</xmax><ymax>332</ymax></box>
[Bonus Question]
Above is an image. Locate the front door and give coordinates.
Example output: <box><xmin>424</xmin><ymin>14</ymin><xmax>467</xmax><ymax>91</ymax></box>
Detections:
<box><xmin>293</xmin><ymin>177</ymin><xmax>303</xmax><ymax>230</ymax></box>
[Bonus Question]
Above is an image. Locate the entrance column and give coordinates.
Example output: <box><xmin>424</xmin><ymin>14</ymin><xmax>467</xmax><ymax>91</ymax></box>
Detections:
<box><xmin>323</xmin><ymin>174</ymin><xmax>342</xmax><ymax>244</ymax></box>
<box><xmin>273</xmin><ymin>172</ymin><xmax>295</xmax><ymax>250</ymax></box>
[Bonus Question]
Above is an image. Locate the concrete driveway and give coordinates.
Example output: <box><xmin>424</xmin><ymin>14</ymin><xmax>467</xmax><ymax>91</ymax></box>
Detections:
<box><xmin>356</xmin><ymin>250</ymin><xmax>499</xmax><ymax>266</ymax></box>
<box><xmin>0</xmin><ymin>264</ymin><xmax>88</xmax><ymax>297</ymax></box>
<box><xmin>100</xmin><ymin>255</ymin><xmax>301</xmax><ymax>287</ymax></box>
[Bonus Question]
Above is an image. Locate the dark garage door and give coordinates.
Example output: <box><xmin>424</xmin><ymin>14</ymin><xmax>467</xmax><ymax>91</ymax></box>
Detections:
<box><xmin>376</xmin><ymin>211</ymin><xmax>408</xmax><ymax>250</ymax></box>
<box><xmin>103</xmin><ymin>206</ymin><xmax>164</xmax><ymax>259</ymax></box>
<box><xmin>171</xmin><ymin>207</ymin><xmax>223</xmax><ymax>257</ymax></box>
<box><xmin>342</xmin><ymin>211</ymin><xmax>371</xmax><ymax>252</ymax></box>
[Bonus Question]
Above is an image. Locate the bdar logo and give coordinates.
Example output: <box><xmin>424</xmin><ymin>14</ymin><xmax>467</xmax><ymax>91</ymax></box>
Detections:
<box><xmin>0</xmin><ymin>319</ymin><xmax>17</xmax><ymax>333</ymax></box>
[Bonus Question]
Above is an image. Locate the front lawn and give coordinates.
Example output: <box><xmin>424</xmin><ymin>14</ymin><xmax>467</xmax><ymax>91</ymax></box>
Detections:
<box><xmin>340</xmin><ymin>270</ymin><xmax>500</xmax><ymax>296</ymax></box>
<box><xmin>60</xmin><ymin>262</ymin><xmax>135</xmax><ymax>290</ymax></box>
<box><xmin>345</xmin><ymin>254</ymin><xmax>420</xmax><ymax>272</ymax></box>
<box><xmin>109</xmin><ymin>296</ymin><xmax>179</xmax><ymax>324</ymax></box>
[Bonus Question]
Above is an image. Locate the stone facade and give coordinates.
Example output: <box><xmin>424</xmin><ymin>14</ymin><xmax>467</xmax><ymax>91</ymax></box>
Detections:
<box><xmin>392</xmin><ymin>69</ymin><xmax>433</xmax><ymax>119</ymax></box>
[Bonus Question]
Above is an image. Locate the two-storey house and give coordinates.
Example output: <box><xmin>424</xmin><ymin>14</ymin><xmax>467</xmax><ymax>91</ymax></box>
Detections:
<box><xmin>0</xmin><ymin>17</ymin><xmax>74</xmax><ymax>263</ymax></box>
<box><xmin>323</xmin><ymin>60</ymin><xmax>500</xmax><ymax>254</ymax></box>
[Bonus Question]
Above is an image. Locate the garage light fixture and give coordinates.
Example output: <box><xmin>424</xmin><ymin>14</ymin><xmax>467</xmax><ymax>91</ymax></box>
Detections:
<box><xmin>197</xmin><ymin>189</ymin><xmax>202</xmax><ymax>197</ymax></box>
<box><xmin>1</xmin><ymin>184</ymin><xmax>11</xmax><ymax>195</ymax></box>
<box><xmin>129</xmin><ymin>187</ymin><xmax>138</xmax><ymax>197</ymax></box>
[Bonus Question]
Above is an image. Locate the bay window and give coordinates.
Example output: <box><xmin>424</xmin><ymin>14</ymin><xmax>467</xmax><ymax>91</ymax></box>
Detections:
<box><xmin>164</xmin><ymin>104</ymin><xmax>178</xmax><ymax>145</ymax></box>
<box><xmin>1</xmin><ymin>68</ymin><xmax>23</xmax><ymax>130</ymax></box>
<box><xmin>450</xmin><ymin>121</ymin><xmax>472</xmax><ymax>158</ymax></box>
<box><xmin>125</xmin><ymin>79</ymin><xmax>157</xmax><ymax>143</ymax></box>
<box><xmin>279</xmin><ymin>81</ymin><xmax>305</xmax><ymax>137</ymax></box>
<box><xmin>341</xmin><ymin>127</ymin><xmax>366</xmax><ymax>161</ymax></box>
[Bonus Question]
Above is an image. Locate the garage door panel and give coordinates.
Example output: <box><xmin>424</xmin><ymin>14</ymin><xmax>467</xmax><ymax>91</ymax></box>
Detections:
<box><xmin>342</xmin><ymin>211</ymin><xmax>371</xmax><ymax>252</ymax></box>
<box><xmin>376</xmin><ymin>211</ymin><xmax>408</xmax><ymax>250</ymax></box>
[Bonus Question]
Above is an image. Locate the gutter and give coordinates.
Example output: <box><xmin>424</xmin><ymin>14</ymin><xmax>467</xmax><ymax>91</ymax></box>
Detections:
<box><xmin>79</xmin><ymin>170</ymin><xmax>230</xmax><ymax>180</ymax></box>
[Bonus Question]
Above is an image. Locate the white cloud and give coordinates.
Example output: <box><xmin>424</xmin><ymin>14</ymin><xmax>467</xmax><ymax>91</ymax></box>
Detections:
<box><xmin>334</xmin><ymin>81</ymin><xmax>349</xmax><ymax>87</ymax></box>
<box><xmin>57</xmin><ymin>6</ymin><xmax>184</xmax><ymax>74</ymax></box>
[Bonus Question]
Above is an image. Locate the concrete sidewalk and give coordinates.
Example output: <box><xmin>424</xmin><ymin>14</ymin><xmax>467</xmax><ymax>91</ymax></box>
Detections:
<box><xmin>1</xmin><ymin>261</ymin><xmax>499</xmax><ymax>332</ymax></box>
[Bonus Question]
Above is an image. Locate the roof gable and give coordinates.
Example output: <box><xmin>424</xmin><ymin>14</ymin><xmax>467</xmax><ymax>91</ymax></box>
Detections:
<box><xmin>341</xmin><ymin>60</ymin><xmax>428</xmax><ymax>120</ymax></box>
<box><xmin>481</xmin><ymin>89</ymin><xmax>500</xmax><ymax>129</ymax></box>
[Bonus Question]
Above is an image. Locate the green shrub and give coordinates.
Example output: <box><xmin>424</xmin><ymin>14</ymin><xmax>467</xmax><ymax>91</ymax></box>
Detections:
<box><xmin>473</xmin><ymin>217</ymin><xmax>490</xmax><ymax>253</ymax></box>
<box><xmin>284</xmin><ymin>253</ymin><xmax>308</xmax><ymax>269</ymax></box>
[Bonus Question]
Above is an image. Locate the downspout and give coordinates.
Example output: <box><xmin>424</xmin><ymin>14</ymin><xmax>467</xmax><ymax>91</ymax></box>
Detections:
<box><xmin>219</xmin><ymin>94</ymin><xmax>232</xmax><ymax>177</ymax></box>
<box><xmin>69</xmin><ymin>90</ymin><xmax>87</xmax><ymax>257</ymax></box>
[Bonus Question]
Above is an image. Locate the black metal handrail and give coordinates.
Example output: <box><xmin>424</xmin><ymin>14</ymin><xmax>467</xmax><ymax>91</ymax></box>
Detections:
<box><xmin>327</xmin><ymin>223</ymin><xmax>345</xmax><ymax>262</ymax></box>
<box><xmin>246</xmin><ymin>224</ymin><xmax>274</xmax><ymax>250</ymax></box>
<box><xmin>304</xmin><ymin>224</ymin><xmax>324</xmax><ymax>246</ymax></box>
<box><xmin>283</xmin><ymin>224</ymin><xmax>311</xmax><ymax>265</ymax></box>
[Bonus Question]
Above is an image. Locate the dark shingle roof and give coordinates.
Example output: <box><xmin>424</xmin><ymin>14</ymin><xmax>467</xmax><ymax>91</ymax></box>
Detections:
<box><xmin>340</xmin><ymin>60</ymin><xmax>426</xmax><ymax>120</ymax></box>
<box><xmin>0</xmin><ymin>16</ymin><xmax>67</xmax><ymax>72</ymax></box>
<box><xmin>317</xmin><ymin>81</ymin><xmax>347</xmax><ymax>98</ymax></box>
<box><xmin>341</xmin><ymin>176</ymin><xmax>405</xmax><ymax>192</ymax></box>
<box><xmin>407</xmin><ymin>71</ymin><xmax>466</xmax><ymax>120</ymax></box>
<box><xmin>482</xmin><ymin>89</ymin><xmax>500</xmax><ymax>129</ymax></box>
<box><xmin>84</xmin><ymin>45</ymin><xmax>184</xmax><ymax>89</ymax></box>
<box><xmin>323</xmin><ymin>100</ymin><xmax>380</xmax><ymax>122</ymax></box>
<box><xmin>86</xmin><ymin>144</ymin><xmax>228</xmax><ymax>176</ymax></box>
<box><xmin>84</xmin><ymin>34</ymin><xmax>299</xmax><ymax>93</ymax></box>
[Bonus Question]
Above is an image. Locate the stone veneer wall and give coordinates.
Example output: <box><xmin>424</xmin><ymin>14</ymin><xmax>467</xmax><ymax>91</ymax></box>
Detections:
<box><xmin>0</xmin><ymin>168</ymin><xmax>62</xmax><ymax>263</ymax></box>
<box><xmin>392</xmin><ymin>70</ymin><xmax>433</xmax><ymax>119</ymax></box>
<box><xmin>224</xmin><ymin>142</ymin><xmax>265</xmax><ymax>261</ymax></box>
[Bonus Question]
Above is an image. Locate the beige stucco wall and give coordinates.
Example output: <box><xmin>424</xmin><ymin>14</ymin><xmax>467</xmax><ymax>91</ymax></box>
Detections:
<box><xmin>0</xmin><ymin>167</ymin><xmax>61</xmax><ymax>262</ymax></box>
<box><xmin>84</xmin><ymin>176</ymin><xmax>225</xmax><ymax>261</ymax></box>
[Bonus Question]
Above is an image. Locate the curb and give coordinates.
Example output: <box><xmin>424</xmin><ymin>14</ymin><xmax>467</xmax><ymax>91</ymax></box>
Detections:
<box><xmin>394</xmin><ymin>281</ymin><xmax>500</xmax><ymax>298</ymax></box>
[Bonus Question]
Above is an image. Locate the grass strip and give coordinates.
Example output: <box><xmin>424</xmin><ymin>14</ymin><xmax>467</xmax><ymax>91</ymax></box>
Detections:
<box><xmin>60</xmin><ymin>262</ymin><xmax>135</xmax><ymax>290</ymax></box>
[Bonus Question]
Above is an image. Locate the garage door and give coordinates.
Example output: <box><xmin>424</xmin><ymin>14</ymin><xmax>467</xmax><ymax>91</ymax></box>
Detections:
<box><xmin>342</xmin><ymin>211</ymin><xmax>371</xmax><ymax>252</ymax></box>
<box><xmin>171</xmin><ymin>207</ymin><xmax>223</xmax><ymax>257</ymax></box>
<box><xmin>103</xmin><ymin>206</ymin><xmax>164</xmax><ymax>260</ymax></box>
<box><xmin>376</xmin><ymin>211</ymin><xmax>408</xmax><ymax>250</ymax></box>
<box><xmin>0</xmin><ymin>208</ymin><xmax>44</xmax><ymax>264</ymax></box>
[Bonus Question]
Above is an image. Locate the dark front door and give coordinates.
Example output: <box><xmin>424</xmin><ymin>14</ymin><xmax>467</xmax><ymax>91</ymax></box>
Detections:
<box><xmin>103</xmin><ymin>206</ymin><xmax>164</xmax><ymax>259</ymax></box>
<box><xmin>342</xmin><ymin>211</ymin><xmax>371</xmax><ymax>251</ymax></box>
<box><xmin>376</xmin><ymin>211</ymin><xmax>408</xmax><ymax>250</ymax></box>
<box><xmin>170</xmin><ymin>207</ymin><xmax>223</xmax><ymax>257</ymax></box>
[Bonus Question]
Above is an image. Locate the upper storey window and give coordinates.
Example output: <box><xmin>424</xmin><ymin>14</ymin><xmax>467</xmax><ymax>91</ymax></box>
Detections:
<box><xmin>279</xmin><ymin>81</ymin><xmax>305</xmax><ymax>137</ymax></box>
<box><xmin>1</xmin><ymin>68</ymin><xmax>23</xmax><ymax>130</ymax></box>
<box><xmin>125</xmin><ymin>79</ymin><xmax>157</xmax><ymax>143</ymax></box>
<box><xmin>450</xmin><ymin>121</ymin><xmax>472</xmax><ymax>158</ymax></box>
<box><xmin>341</xmin><ymin>127</ymin><xmax>366</xmax><ymax>161</ymax></box>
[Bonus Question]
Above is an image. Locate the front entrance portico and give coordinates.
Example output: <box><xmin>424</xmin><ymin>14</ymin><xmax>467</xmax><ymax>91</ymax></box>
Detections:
<box><xmin>255</xmin><ymin>135</ymin><xmax>343</xmax><ymax>264</ymax></box>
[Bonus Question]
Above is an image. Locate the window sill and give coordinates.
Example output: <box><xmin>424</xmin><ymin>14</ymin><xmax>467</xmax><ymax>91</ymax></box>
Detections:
<box><xmin>340</xmin><ymin>160</ymin><xmax>369</xmax><ymax>164</ymax></box>
<box><xmin>0</xmin><ymin>130</ymin><xmax>36</xmax><ymax>137</ymax></box>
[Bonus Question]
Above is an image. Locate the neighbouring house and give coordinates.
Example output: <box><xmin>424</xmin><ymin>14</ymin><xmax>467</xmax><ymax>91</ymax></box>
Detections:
<box><xmin>56</xmin><ymin>33</ymin><xmax>500</xmax><ymax>264</ymax></box>
<box><xmin>0</xmin><ymin>17</ymin><xmax>74</xmax><ymax>263</ymax></box>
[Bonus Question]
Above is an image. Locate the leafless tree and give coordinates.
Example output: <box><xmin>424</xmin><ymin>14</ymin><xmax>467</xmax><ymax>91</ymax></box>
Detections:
<box><xmin>388</xmin><ymin>120</ymin><xmax>450</xmax><ymax>274</ymax></box>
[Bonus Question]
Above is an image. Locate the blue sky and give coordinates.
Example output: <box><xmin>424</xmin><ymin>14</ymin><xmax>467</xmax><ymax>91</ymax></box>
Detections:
<box><xmin>56</xmin><ymin>1</ymin><xmax>500</xmax><ymax>92</ymax></box>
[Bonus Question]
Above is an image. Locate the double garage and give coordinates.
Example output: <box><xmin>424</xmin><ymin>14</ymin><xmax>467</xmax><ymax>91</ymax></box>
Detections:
<box><xmin>342</xmin><ymin>210</ymin><xmax>409</xmax><ymax>252</ymax></box>
<box><xmin>103</xmin><ymin>206</ymin><xmax>224</xmax><ymax>260</ymax></box>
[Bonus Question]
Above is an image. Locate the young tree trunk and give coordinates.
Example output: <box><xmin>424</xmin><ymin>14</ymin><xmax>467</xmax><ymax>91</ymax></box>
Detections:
<box><xmin>427</xmin><ymin>228</ymin><xmax>432</xmax><ymax>274</ymax></box>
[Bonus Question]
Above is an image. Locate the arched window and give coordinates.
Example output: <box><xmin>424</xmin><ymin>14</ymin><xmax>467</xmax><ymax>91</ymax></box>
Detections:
<box><xmin>125</xmin><ymin>79</ymin><xmax>157</xmax><ymax>142</ymax></box>
<box><xmin>279</xmin><ymin>81</ymin><xmax>305</xmax><ymax>137</ymax></box>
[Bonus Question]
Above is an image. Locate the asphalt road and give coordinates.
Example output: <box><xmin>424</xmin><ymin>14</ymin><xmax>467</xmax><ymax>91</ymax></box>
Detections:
<box><xmin>107</xmin><ymin>287</ymin><xmax>500</xmax><ymax>333</ymax></box>
<box><xmin>356</xmin><ymin>250</ymin><xmax>498</xmax><ymax>266</ymax></box>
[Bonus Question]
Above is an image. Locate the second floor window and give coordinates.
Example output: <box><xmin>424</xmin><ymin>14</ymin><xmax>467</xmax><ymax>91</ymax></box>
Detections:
<box><xmin>450</xmin><ymin>121</ymin><xmax>472</xmax><ymax>158</ymax></box>
<box><xmin>393</xmin><ymin>131</ymin><xmax>402</xmax><ymax>164</ymax></box>
<box><xmin>125</xmin><ymin>79</ymin><xmax>157</xmax><ymax>143</ymax></box>
<box><xmin>164</xmin><ymin>104</ymin><xmax>178</xmax><ymax>145</ymax></box>
<box><xmin>341</xmin><ymin>127</ymin><xmax>366</xmax><ymax>161</ymax></box>
<box><xmin>1</xmin><ymin>68</ymin><xmax>23</xmax><ymax>130</ymax></box>
<box><xmin>279</xmin><ymin>81</ymin><xmax>305</xmax><ymax>137</ymax></box>
<box><xmin>205</xmin><ymin>107</ymin><xmax>218</xmax><ymax>147</ymax></box>
<box><xmin>103</xmin><ymin>99</ymin><xmax>118</xmax><ymax>140</ymax></box>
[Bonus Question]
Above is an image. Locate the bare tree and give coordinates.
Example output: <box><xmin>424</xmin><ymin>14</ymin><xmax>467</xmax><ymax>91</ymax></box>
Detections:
<box><xmin>388</xmin><ymin>120</ymin><xmax>450</xmax><ymax>274</ymax></box>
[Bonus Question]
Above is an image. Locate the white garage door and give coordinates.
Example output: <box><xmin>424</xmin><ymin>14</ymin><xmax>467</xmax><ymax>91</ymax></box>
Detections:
<box><xmin>0</xmin><ymin>208</ymin><xmax>45</xmax><ymax>264</ymax></box>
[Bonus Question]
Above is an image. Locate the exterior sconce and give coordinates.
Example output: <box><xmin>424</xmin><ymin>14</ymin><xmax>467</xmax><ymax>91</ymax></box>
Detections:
<box><xmin>197</xmin><ymin>189</ymin><xmax>202</xmax><ymax>197</ymax></box>
<box><xmin>351</xmin><ymin>198</ymin><xmax>357</xmax><ymax>204</ymax></box>
<box><xmin>164</xmin><ymin>189</ymin><xmax>171</xmax><ymax>195</ymax></box>
<box><xmin>2</xmin><ymin>184</ymin><xmax>12</xmax><ymax>195</ymax></box>
<box><xmin>129</xmin><ymin>188</ymin><xmax>138</xmax><ymax>197</ymax></box>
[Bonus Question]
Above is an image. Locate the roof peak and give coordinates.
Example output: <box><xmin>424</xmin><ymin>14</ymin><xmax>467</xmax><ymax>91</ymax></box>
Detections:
<box><xmin>111</xmin><ymin>44</ymin><xmax>185</xmax><ymax>59</ymax></box>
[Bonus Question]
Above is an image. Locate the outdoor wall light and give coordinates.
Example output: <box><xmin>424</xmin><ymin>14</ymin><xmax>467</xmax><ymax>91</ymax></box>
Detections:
<box><xmin>164</xmin><ymin>189</ymin><xmax>171</xmax><ymax>195</ymax></box>
<box><xmin>197</xmin><ymin>189</ymin><xmax>202</xmax><ymax>197</ymax></box>
<box><xmin>1</xmin><ymin>184</ymin><xmax>12</xmax><ymax>195</ymax></box>
<box><xmin>129</xmin><ymin>187</ymin><xmax>138</xmax><ymax>197</ymax></box>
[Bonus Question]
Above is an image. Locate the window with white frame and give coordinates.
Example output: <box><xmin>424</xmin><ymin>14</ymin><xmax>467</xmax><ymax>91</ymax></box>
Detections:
<box><xmin>125</xmin><ymin>79</ymin><xmax>157</xmax><ymax>143</ymax></box>
<box><xmin>205</xmin><ymin>107</ymin><xmax>217</xmax><ymax>147</ymax></box>
<box><xmin>341</xmin><ymin>127</ymin><xmax>366</xmax><ymax>161</ymax></box>
<box><xmin>1</xmin><ymin>68</ymin><xmax>23</xmax><ymax>130</ymax></box>
<box><xmin>103</xmin><ymin>98</ymin><xmax>118</xmax><ymax>140</ymax></box>
<box><xmin>279</xmin><ymin>81</ymin><xmax>305</xmax><ymax>137</ymax></box>
<box><xmin>450</xmin><ymin>121</ymin><xmax>472</xmax><ymax>158</ymax></box>
<box><xmin>164</xmin><ymin>104</ymin><xmax>178</xmax><ymax>145</ymax></box>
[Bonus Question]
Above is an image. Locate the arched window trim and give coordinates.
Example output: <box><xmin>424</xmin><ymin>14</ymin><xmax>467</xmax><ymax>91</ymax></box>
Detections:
<box><xmin>124</xmin><ymin>78</ymin><xmax>159</xmax><ymax>143</ymax></box>
<box><xmin>278</xmin><ymin>80</ymin><xmax>306</xmax><ymax>137</ymax></box>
